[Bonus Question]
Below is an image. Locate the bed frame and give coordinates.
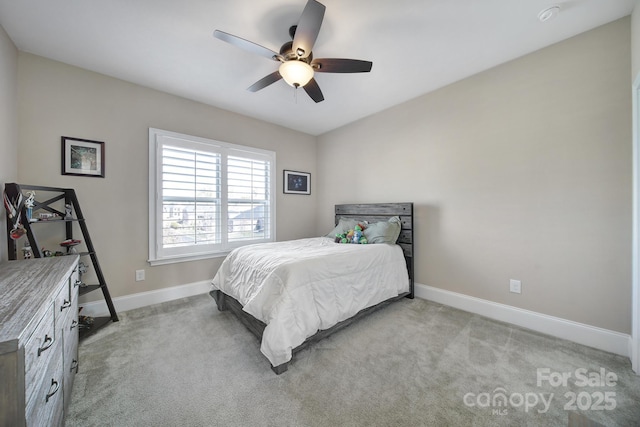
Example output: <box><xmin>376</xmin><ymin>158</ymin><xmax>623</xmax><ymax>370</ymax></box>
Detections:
<box><xmin>210</xmin><ymin>202</ymin><xmax>414</xmax><ymax>374</ymax></box>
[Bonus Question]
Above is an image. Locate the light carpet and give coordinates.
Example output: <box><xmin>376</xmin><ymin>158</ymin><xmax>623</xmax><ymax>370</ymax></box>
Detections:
<box><xmin>66</xmin><ymin>294</ymin><xmax>640</xmax><ymax>426</ymax></box>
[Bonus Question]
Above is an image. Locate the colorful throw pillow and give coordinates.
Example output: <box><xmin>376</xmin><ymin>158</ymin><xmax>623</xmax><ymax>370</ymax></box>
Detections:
<box><xmin>325</xmin><ymin>217</ymin><xmax>361</xmax><ymax>238</ymax></box>
<box><xmin>335</xmin><ymin>223</ymin><xmax>368</xmax><ymax>244</ymax></box>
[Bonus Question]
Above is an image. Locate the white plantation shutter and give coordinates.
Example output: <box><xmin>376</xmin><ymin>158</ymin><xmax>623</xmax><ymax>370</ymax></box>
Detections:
<box><xmin>227</xmin><ymin>154</ymin><xmax>271</xmax><ymax>243</ymax></box>
<box><xmin>161</xmin><ymin>145</ymin><xmax>221</xmax><ymax>251</ymax></box>
<box><xmin>149</xmin><ymin>129</ymin><xmax>275</xmax><ymax>265</ymax></box>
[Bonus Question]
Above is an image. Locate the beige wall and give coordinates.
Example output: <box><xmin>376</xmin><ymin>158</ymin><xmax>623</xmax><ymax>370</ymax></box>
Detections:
<box><xmin>0</xmin><ymin>24</ymin><xmax>18</xmax><ymax>262</ymax></box>
<box><xmin>16</xmin><ymin>53</ymin><xmax>316</xmax><ymax>301</ymax></box>
<box><xmin>317</xmin><ymin>18</ymin><xmax>632</xmax><ymax>334</ymax></box>
<box><xmin>9</xmin><ymin>15</ymin><xmax>635</xmax><ymax>333</ymax></box>
<box><xmin>633</xmin><ymin>0</ymin><xmax>640</xmax><ymax>78</ymax></box>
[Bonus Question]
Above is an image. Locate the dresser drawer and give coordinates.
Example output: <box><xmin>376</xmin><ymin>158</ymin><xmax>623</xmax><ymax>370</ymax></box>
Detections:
<box><xmin>25</xmin><ymin>346</ymin><xmax>64</xmax><ymax>427</ymax></box>
<box><xmin>54</xmin><ymin>277</ymin><xmax>73</xmax><ymax>322</ymax></box>
<box><xmin>63</xmin><ymin>291</ymin><xmax>79</xmax><ymax>412</ymax></box>
<box><xmin>63</xmin><ymin>322</ymin><xmax>79</xmax><ymax>410</ymax></box>
<box><xmin>24</xmin><ymin>303</ymin><xmax>56</xmax><ymax>404</ymax></box>
<box><xmin>56</xmin><ymin>282</ymin><xmax>76</xmax><ymax>338</ymax></box>
<box><xmin>70</xmin><ymin>266</ymin><xmax>80</xmax><ymax>298</ymax></box>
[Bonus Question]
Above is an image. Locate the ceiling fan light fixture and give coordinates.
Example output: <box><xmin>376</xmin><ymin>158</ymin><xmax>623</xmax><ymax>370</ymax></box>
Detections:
<box><xmin>279</xmin><ymin>60</ymin><xmax>314</xmax><ymax>87</ymax></box>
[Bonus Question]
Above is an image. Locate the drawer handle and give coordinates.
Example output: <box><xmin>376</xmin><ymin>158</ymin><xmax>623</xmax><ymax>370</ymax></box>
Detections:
<box><xmin>60</xmin><ymin>299</ymin><xmax>72</xmax><ymax>311</ymax></box>
<box><xmin>37</xmin><ymin>335</ymin><xmax>53</xmax><ymax>356</ymax></box>
<box><xmin>70</xmin><ymin>320</ymin><xmax>78</xmax><ymax>331</ymax></box>
<box><xmin>46</xmin><ymin>379</ymin><xmax>60</xmax><ymax>402</ymax></box>
<box><xmin>71</xmin><ymin>359</ymin><xmax>79</xmax><ymax>373</ymax></box>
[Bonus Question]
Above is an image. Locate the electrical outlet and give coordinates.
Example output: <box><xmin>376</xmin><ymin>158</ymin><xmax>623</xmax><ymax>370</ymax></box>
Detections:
<box><xmin>509</xmin><ymin>279</ymin><xmax>521</xmax><ymax>294</ymax></box>
<box><xmin>135</xmin><ymin>269</ymin><xmax>145</xmax><ymax>282</ymax></box>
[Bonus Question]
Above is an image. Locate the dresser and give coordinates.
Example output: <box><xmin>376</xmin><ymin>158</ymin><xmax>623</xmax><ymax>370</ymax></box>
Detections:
<box><xmin>0</xmin><ymin>255</ymin><xmax>80</xmax><ymax>427</ymax></box>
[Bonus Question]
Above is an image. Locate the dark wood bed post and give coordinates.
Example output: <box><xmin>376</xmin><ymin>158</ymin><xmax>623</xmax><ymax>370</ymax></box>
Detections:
<box><xmin>211</xmin><ymin>202</ymin><xmax>415</xmax><ymax>374</ymax></box>
<box><xmin>212</xmin><ymin>290</ymin><xmax>226</xmax><ymax>311</ymax></box>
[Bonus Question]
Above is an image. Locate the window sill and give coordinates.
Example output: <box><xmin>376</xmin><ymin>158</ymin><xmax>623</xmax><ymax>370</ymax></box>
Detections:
<box><xmin>148</xmin><ymin>251</ymin><xmax>230</xmax><ymax>266</ymax></box>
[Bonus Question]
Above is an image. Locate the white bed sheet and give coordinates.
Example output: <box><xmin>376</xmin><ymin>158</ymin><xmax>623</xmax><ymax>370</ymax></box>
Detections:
<box><xmin>211</xmin><ymin>237</ymin><xmax>409</xmax><ymax>367</ymax></box>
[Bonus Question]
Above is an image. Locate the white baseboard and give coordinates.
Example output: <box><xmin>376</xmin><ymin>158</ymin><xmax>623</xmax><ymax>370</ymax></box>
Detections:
<box><xmin>79</xmin><ymin>279</ymin><xmax>631</xmax><ymax>358</ymax></box>
<box><xmin>415</xmin><ymin>283</ymin><xmax>631</xmax><ymax>358</ymax></box>
<box><xmin>79</xmin><ymin>280</ymin><xmax>211</xmax><ymax>317</ymax></box>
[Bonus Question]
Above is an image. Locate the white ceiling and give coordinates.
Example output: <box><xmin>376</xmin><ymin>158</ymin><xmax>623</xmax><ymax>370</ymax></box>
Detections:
<box><xmin>0</xmin><ymin>0</ymin><xmax>634</xmax><ymax>136</ymax></box>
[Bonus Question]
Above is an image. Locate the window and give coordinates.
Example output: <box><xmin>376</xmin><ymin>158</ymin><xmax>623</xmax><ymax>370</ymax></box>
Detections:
<box><xmin>148</xmin><ymin>128</ymin><xmax>275</xmax><ymax>265</ymax></box>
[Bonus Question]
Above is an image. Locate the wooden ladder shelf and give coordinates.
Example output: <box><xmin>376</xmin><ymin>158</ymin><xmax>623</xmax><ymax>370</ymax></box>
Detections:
<box><xmin>3</xmin><ymin>183</ymin><xmax>118</xmax><ymax>336</ymax></box>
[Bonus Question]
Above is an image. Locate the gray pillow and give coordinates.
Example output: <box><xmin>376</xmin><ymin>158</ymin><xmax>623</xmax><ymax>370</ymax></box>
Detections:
<box><xmin>363</xmin><ymin>216</ymin><xmax>402</xmax><ymax>244</ymax></box>
<box><xmin>325</xmin><ymin>217</ymin><xmax>360</xmax><ymax>238</ymax></box>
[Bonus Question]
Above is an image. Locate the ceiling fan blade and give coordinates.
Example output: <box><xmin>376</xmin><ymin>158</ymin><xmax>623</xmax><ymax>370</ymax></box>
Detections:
<box><xmin>247</xmin><ymin>71</ymin><xmax>282</xmax><ymax>92</ymax></box>
<box><xmin>312</xmin><ymin>58</ymin><xmax>373</xmax><ymax>73</ymax></box>
<box><xmin>303</xmin><ymin>78</ymin><xmax>324</xmax><ymax>103</ymax></box>
<box><xmin>292</xmin><ymin>0</ymin><xmax>325</xmax><ymax>58</ymax></box>
<box><xmin>213</xmin><ymin>30</ymin><xmax>280</xmax><ymax>61</ymax></box>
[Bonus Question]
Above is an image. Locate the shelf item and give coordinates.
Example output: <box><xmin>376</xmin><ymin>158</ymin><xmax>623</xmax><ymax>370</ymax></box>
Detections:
<box><xmin>3</xmin><ymin>183</ymin><xmax>119</xmax><ymax>333</ymax></box>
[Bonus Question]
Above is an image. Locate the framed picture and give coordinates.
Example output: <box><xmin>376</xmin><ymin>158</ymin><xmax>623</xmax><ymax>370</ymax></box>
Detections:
<box><xmin>283</xmin><ymin>170</ymin><xmax>311</xmax><ymax>195</ymax></box>
<box><xmin>61</xmin><ymin>136</ymin><xmax>105</xmax><ymax>178</ymax></box>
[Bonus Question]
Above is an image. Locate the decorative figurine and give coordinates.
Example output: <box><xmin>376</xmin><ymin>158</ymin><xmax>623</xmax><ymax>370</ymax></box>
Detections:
<box><xmin>24</xmin><ymin>191</ymin><xmax>35</xmax><ymax>222</ymax></box>
<box><xmin>65</xmin><ymin>203</ymin><xmax>73</xmax><ymax>220</ymax></box>
<box><xmin>60</xmin><ymin>239</ymin><xmax>81</xmax><ymax>254</ymax></box>
<box><xmin>78</xmin><ymin>261</ymin><xmax>89</xmax><ymax>276</ymax></box>
<box><xmin>22</xmin><ymin>243</ymin><xmax>32</xmax><ymax>259</ymax></box>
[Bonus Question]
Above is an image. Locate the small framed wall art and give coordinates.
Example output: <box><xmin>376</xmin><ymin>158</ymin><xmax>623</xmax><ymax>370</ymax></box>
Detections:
<box><xmin>283</xmin><ymin>170</ymin><xmax>310</xmax><ymax>195</ymax></box>
<box><xmin>61</xmin><ymin>136</ymin><xmax>105</xmax><ymax>178</ymax></box>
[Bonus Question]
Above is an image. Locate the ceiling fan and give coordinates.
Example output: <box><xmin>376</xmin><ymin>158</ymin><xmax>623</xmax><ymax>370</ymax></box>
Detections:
<box><xmin>213</xmin><ymin>0</ymin><xmax>372</xmax><ymax>103</ymax></box>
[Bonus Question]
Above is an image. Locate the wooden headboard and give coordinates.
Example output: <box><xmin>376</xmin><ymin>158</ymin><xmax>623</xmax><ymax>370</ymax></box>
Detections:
<box><xmin>334</xmin><ymin>202</ymin><xmax>414</xmax><ymax>298</ymax></box>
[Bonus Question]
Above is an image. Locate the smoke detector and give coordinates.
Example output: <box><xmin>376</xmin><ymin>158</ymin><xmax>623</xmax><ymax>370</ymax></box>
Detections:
<box><xmin>538</xmin><ymin>6</ymin><xmax>560</xmax><ymax>22</ymax></box>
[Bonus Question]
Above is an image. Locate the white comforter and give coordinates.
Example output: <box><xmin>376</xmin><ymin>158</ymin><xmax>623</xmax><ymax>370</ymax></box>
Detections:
<box><xmin>211</xmin><ymin>237</ymin><xmax>409</xmax><ymax>367</ymax></box>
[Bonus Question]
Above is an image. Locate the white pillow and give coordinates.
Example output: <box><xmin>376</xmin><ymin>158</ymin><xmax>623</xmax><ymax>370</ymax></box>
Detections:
<box><xmin>363</xmin><ymin>216</ymin><xmax>402</xmax><ymax>244</ymax></box>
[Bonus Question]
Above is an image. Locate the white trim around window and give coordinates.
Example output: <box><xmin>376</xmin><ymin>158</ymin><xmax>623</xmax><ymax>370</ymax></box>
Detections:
<box><xmin>148</xmin><ymin>128</ymin><xmax>276</xmax><ymax>265</ymax></box>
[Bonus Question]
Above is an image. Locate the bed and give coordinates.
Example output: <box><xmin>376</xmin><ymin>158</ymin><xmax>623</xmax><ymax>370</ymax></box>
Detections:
<box><xmin>210</xmin><ymin>202</ymin><xmax>414</xmax><ymax>374</ymax></box>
